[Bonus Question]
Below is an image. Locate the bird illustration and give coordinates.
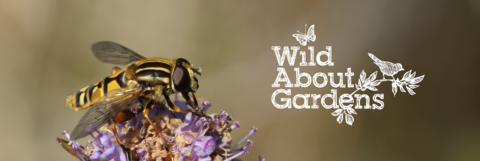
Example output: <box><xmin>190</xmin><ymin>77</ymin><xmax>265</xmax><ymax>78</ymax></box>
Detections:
<box><xmin>368</xmin><ymin>53</ymin><xmax>404</xmax><ymax>80</ymax></box>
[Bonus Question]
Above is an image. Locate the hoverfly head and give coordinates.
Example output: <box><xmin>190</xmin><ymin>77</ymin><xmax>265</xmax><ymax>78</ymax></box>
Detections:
<box><xmin>173</xmin><ymin>58</ymin><xmax>199</xmax><ymax>92</ymax></box>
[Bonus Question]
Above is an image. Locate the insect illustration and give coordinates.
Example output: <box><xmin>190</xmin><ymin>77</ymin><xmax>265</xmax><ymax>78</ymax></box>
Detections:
<box><xmin>65</xmin><ymin>41</ymin><xmax>203</xmax><ymax>160</ymax></box>
<box><xmin>292</xmin><ymin>24</ymin><xmax>316</xmax><ymax>46</ymax></box>
<box><xmin>368</xmin><ymin>53</ymin><xmax>404</xmax><ymax>80</ymax></box>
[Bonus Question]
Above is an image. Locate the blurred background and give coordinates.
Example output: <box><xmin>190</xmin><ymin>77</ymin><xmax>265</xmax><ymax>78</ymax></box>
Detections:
<box><xmin>1</xmin><ymin>0</ymin><xmax>479</xmax><ymax>160</ymax></box>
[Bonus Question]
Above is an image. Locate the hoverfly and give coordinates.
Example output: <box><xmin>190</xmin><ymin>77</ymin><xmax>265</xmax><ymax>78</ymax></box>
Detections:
<box><xmin>65</xmin><ymin>41</ymin><xmax>204</xmax><ymax>159</ymax></box>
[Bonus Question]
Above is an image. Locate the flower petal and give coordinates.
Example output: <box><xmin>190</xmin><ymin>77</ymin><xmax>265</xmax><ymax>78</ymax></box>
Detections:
<box><xmin>194</xmin><ymin>136</ymin><xmax>216</xmax><ymax>157</ymax></box>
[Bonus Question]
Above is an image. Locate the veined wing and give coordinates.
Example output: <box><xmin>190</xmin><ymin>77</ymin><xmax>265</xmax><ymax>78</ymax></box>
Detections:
<box><xmin>92</xmin><ymin>41</ymin><xmax>147</xmax><ymax>65</ymax></box>
<box><xmin>70</xmin><ymin>87</ymin><xmax>143</xmax><ymax>140</ymax></box>
<box><xmin>306</xmin><ymin>24</ymin><xmax>316</xmax><ymax>42</ymax></box>
<box><xmin>293</xmin><ymin>33</ymin><xmax>307</xmax><ymax>46</ymax></box>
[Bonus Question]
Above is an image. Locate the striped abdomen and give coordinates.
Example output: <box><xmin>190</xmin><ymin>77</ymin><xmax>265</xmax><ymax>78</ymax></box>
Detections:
<box><xmin>66</xmin><ymin>70</ymin><xmax>126</xmax><ymax>110</ymax></box>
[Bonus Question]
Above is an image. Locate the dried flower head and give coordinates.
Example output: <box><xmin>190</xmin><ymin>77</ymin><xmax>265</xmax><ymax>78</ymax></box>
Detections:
<box><xmin>58</xmin><ymin>98</ymin><xmax>259</xmax><ymax>161</ymax></box>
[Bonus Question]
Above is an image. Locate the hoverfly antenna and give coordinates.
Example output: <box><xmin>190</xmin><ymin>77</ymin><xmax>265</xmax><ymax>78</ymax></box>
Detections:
<box><xmin>192</xmin><ymin>63</ymin><xmax>208</xmax><ymax>76</ymax></box>
<box><xmin>192</xmin><ymin>67</ymin><xmax>202</xmax><ymax>76</ymax></box>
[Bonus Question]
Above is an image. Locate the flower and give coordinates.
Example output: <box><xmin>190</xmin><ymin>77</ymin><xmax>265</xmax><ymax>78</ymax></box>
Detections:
<box><xmin>58</xmin><ymin>97</ymin><xmax>259</xmax><ymax>161</ymax></box>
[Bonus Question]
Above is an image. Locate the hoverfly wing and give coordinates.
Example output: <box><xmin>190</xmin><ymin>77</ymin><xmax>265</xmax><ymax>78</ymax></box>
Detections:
<box><xmin>92</xmin><ymin>41</ymin><xmax>147</xmax><ymax>65</ymax></box>
<box><xmin>57</xmin><ymin>138</ymin><xmax>88</xmax><ymax>160</ymax></box>
<box><xmin>69</xmin><ymin>87</ymin><xmax>143</xmax><ymax>140</ymax></box>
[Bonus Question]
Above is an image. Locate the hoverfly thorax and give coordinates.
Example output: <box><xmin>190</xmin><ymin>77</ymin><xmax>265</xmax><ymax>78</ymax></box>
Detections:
<box><xmin>172</xmin><ymin>58</ymin><xmax>200</xmax><ymax>93</ymax></box>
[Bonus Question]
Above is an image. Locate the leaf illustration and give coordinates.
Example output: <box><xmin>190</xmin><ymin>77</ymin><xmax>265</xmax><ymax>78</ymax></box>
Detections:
<box><xmin>410</xmin><ymin>75</ymin><xmax>425</xmax><ymax>84</ymax></box>
<box><xmin>392</xmin><ymin>82</ymin><xmax>398</xmax><ymax>96</ymax></box>
<box><xmin>345</xmin><ymin>114</ymin><xmax>354</xmax><ymax>126</ymax></box>
<box><xmin>366</xmin><ymin>85</ymin><xmax>378</xmax><ymax>91</ymax></box>
<box><xmin>408</xmin><ymin>84</ymin><xmax>419</xmax><ymax>89</ymax></box>
<box><xmin>331</xmin><ymin>109</ymin><xmax>344</xmax><ymax>116</ymax></box>
<box><xmin>337</xmin><ymin>113</ymin><xmax>344</xmax><ymax>124</ymax></box>
<box><xmin>368</xmin><ymin>71</ymin><xmax>377</xmax><ymax>82</ymax></box>
<box><xmin>360</xmin><ymin>70</ymin><xmax>366</xmax><ymax>82</ymax></box>
<box><xmin>355</xmin><ymin>84</ymin><xmax>361</xmax><ymax>90</ymax></box>
<box><xmin>406</xmin><ymin>86</ymin><xmax>416</xmax><ymax>95</ymax></box>
<box><xmin>346</xmin><ymin>108</ymin><xmax>357</xmax><ymax>115</ymax></box>
<box><xmin>370</xmin><ymin>80</ymin><xmax>381</xmax><ymax>86</ymax></box>
<box><xmin>365</xmin><ymin>75</ymin><xmax>371</xmax><ymax>85</ymax></box>
<box><xmin>409</xmin><ymin>71</ymin><xmax>416</xmax><ymax>80</ymax></box>
<box><xmin>402</xmin><ymin>70</ymin><xmax>412</xmax><ymax>81</ymax></box>
<box><xmin>398</xmin><ymin>84</ymin><xmax>406</xmax><ymax>93</ymax></box>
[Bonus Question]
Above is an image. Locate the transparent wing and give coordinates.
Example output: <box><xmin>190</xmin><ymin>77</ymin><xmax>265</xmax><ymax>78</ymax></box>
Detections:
<box><xmin>70</xmin><ymin>87</ymin><xmax>143</xmax><ymax>140</ymax></box>
<box><xmin>307</xmin><ymin>25</ymin><xmax>316</xmax><ymax>42</ymax></box>
<box><xmin>92</xmin><ymin>41</ymin><xmax>147</xmax><ymax>65</ymax></box>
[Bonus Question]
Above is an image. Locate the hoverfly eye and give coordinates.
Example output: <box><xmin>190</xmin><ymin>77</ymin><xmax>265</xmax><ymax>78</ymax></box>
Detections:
<box><xmin>173</xmin><ymin>65</ymin><xmax>191</xmax><ymax>91</ymax></box>
<box><xmin>173</xmin><ymin>66</ymin><xmax>184</xmax><ymax>86</ymax></box>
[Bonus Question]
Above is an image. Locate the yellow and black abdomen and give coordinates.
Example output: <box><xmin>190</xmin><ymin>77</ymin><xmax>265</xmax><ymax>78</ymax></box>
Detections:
<box><xmin>66</xmin><ymin>71</ymin><xmax>126</xmax><ymax>111</ymax></box>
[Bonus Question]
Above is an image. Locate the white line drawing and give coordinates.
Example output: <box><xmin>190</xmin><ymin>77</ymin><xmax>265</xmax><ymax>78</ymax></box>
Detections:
<box><xmin>332</xmin><ymin>53</ymin><xmax>425</xmax><ymax>125</ymax></box>
<box><xmin>368</xmin><ymin>53</ymin><xmax>404</xmax><ymax>80</ymax></box>
<box><xmin>292</xmin><ymin>24</ymin><xmax>316</xmax><ymax>46</ymax></box>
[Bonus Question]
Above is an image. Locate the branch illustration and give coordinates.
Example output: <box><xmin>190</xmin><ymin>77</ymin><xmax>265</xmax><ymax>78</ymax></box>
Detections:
<box><xmin>391</xmin><ymin>70</ymin><xmax>424</xmax><ymax>96</ymax></box>
<box><xmin>333</xmin><ymin>69</ymin><xmax>425</xmax><ymax>125</ymax></box>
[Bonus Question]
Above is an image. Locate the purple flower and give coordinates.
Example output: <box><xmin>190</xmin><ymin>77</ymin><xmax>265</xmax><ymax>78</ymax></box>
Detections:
<box><xmin>87</xmin><ymin>132</ymin><xmax>127</xmax><ymax>161</ymax></box>
<box><xmin>58</xmin><ymin>97</ymin><xmax>260</xmax><ymax>161</ymax></box>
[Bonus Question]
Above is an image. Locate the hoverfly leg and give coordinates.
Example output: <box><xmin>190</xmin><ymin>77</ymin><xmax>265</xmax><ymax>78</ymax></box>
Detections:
<box><xmin>191</xmin><ymin>92</ymin><xmax>200</xmax><ymax>108</ymax></box>
<box><xmin>141</xmin><ymin>98</ymin><xmax>170</xmax><ymax>152</ymax></box>
<box><xmin>165</xmin><ymin>94</ymin><xmax>206</xmax><ymax>118</ymax></box>
<box><xmin>111</xmin><ymin>66</ymin><xmax>122</xmax><ymax>75</ymax></box>
<box><xmin>168</xmin><ymin>109</ymin><xmax>178</xmax><ymax>119</ymax></box>
<box><xmin>181</xmin><ymin>92</ymin><xmax>199</xmax><ymax>111</ymax></box>
<box><xmin>111</xmin><ymin>112</ymin><xmax>132</xmax><ymax>161</ymax></box>
<box><xmin>181</xmin><ymin>92</ymin><xmax>209</xmax><ymax>118</ymax></box>
<box><xmin>164</xmin><ymin>94</ymin><xmax>191</xmax><ymax>113</ymax></box>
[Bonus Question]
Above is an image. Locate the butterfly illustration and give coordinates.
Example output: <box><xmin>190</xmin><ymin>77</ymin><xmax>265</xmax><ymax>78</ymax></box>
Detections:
<box><xmin>292</xmin><ymin>24</ymin><xmax>316</xmax><ymax>46</ymax></box>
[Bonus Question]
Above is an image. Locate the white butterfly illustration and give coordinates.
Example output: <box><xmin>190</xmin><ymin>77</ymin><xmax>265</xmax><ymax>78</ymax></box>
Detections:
<box><xmin>292</xmin><ymin>24</ymin><xmax>316</xmax><ymax>46</ymax></box>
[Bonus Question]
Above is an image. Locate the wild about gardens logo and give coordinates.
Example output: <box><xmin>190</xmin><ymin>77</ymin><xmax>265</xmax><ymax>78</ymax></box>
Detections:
<box><xmin>271</xmin><ymin>24</ymin><xmax>425</xmax><ymax>125</ymax></box>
